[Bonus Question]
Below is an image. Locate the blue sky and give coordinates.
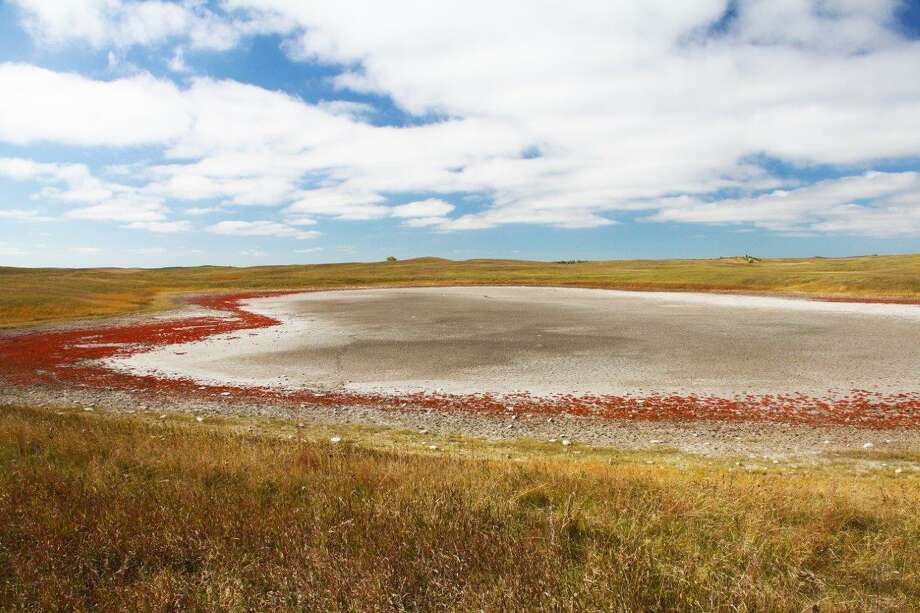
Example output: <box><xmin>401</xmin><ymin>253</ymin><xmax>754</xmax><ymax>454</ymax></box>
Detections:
<box><xmin>2</xmin><ymin>1</ymin><xmax>920</xmax><ymax>267</ymax></box>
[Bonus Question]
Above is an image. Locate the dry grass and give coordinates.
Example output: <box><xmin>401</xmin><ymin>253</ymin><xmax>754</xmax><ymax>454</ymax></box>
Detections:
<box><xmin>3</xmin><ymin>253</ymin><xmax>920</xmax><ymax>327</ymax></box>
<box><xmin>1</xmin><ymin>404</ymin><xmax>918</xmax><ymax>611</ymax></box>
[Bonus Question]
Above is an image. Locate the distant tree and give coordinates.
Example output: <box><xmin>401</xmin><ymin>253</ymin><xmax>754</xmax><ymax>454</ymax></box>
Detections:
<box><xmin>386</xmin><ymin>256</ymin><xmax>397</xmax><ymax>262</ymax></box>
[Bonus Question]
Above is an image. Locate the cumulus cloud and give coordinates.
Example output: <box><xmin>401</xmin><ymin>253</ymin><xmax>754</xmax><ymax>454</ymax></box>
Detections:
<box><xmin>0</xmin><ymin>155</ymin><xmax>191</xmax><ymax>228</ymax></box>
<box><xmin>4</xmin><ymin>1</ymin><xmax>920</xmax><ymax>238</ymax></box>
<box><xmin>10</xmin><ymin>0</ymin><xmax>244</xmax><ymax>50</ymax></box>
<box><xmin>206</xmin><ymin>220</ymin><xmax>320</xmax><ymax>239</ymax></box>
<box><xmin>390</xmin><ymin>199</ymin><xmax>455</xmax><ymax>219</ymax></box>
<box><xmin>648</xmin><ymin>171</ymin><xmax>920</xmax><ymax>236</ymax></box>
<box><xmin>0</xmin><ymin>64</ymin><xmax>189</xmax><ymax>146</ymax></box>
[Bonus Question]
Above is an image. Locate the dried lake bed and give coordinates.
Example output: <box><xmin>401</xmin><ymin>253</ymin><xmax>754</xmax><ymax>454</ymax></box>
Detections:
<box><xmin>103</xmin><ymin>286</ymin><xmax>920</xmax><ymax>399</ymax></box>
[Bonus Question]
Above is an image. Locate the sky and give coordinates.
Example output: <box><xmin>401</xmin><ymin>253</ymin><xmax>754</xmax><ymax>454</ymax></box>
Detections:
<box><xmin>1</xmin><ymin>1</ymin><xmax>920</xmax><ymax>267</ymax></box>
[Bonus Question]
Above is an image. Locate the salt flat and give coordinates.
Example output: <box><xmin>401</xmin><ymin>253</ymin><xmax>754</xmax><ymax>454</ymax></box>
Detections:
<box><xmin>104</xmin><ymin>286</ymin><xmax>920</xmax><ymax>398</ymax></box>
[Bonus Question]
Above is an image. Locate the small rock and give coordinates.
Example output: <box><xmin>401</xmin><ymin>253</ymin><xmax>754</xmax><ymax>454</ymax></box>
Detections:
<box><xmin>159</xmin><ymin>414</ymin><xmax>167</xmax><ymax>419</ymax></box>
<box><xmin>220</xmin><ymin>391</ymin><xmax>231</xmax><ymax>397</ymax></box>
<box><xmin>83</xmin><ymin>407</ymin><xmax>94</xmax><ymax>412</ymax></box>
<box><xmin>561</xmin><ymin>439</ymin><xmax>571</xmax><ymax>447</ymax></box>
<box><xmin>548</xmin><ymin>438</ymin><xmax>557</xmax><ymax>443</ymax></box>
<box><xmin>895</xmin><ymin>468</ymin><xmax>903</xmax><ymax>474</ymax></box>
<box><xmin>428</xmin><ymin>445</ymin><xmax>438</xmax><ymax>450</ymax></box>
<box><xmin>863</xmin><ymin>442</ymin><xmax>874</xmax><ymax>449</ymax></box>
<box><xmin>329</xmin><ymin>436</ymin><xmax>342</xmax><ymax>444</ymax></box>
<box><xmin>195</xmin><ymin>416</ymin><xmax>204</xmax><ymax>423</ymax></box>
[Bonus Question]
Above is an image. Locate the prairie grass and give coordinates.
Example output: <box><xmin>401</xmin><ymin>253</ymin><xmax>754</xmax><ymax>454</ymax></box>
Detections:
<box><xmin>3</xmin><ymin>253</ymin><xmax>920</xmax><ymax>327</ymax></box>
<box><xmin>1</xmin><ymin>404</ymin><xmax>918</xmax><ymax>611</ymax></box>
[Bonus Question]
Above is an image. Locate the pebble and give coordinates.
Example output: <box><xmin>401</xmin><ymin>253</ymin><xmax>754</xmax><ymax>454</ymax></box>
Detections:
<box><xmin>428</xmin><ymin>445</ymin><xmax>438</xmax><ymax>450</ymax></box>
<box><xmin>83</xmin><ymin>407</ymin><xmax>94</xmax><ymax>412</ymax></box>
<box><xmin>329</xmin><ymin>436</ymin><xmax>342</xmax><ymax>444</ymax></box>
<box><xmin>895</xmin><ymin>468</ymin><xmax>903</xmax><ymax>474</ymax></box>
<box><xmin>863</xmin><ymin>442</ymin><xmax>874</xmax><ymax>449</ymax></box>
<box><xmin>561</xmin><ymin>439</ymin><xmax>571</xmax><ymax>447</ymax></box>
<box><xmin>195</xmin><ymin>416</ymin><xmax>204</xmax><ymax>423</ymax></box>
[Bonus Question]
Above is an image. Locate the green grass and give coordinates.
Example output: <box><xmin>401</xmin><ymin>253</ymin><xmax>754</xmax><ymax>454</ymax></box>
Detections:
<box><xmin>1</xmin><ymin>404</ymin><xmax>918</xmax><ymax>611</ymax></box>
<box><xmin>3</xmin><ymin>253</ymin><xmax>920</xmax><ymax>327</ymax></box>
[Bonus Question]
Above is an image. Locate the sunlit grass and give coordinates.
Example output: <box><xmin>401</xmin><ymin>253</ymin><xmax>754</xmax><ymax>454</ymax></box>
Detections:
<box><xmin>1</xmin><ymin>404</ymin><xmax>918</xmax><ymax>610</ymax></box>
<box><xmin>3</xmin><ymin>253</ymin><xmax>920</xmax><ymax>327</ymax></box>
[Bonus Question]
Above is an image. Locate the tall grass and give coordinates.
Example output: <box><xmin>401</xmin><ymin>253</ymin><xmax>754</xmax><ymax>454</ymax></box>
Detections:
<box><xmin>1</xmin><ymin>405</ymin><xmax>917</xmax><ymax>611</ymax></box>
<box><xmin>3</xmin><ymin>253</ymin><xmax>920</xmax><ymax>326</ymax></box>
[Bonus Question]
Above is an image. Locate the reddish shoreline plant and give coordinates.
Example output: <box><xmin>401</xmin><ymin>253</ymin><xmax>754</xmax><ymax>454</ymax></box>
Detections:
<box><xmin>1</xmin><ymin>291</ymin><xmax>918</xmax><ymax>428</ymax></box>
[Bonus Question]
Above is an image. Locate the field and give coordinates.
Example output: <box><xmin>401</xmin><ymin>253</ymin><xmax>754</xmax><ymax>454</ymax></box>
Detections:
<box><xmin>3</xmin><ymin>255</ymin><xmax>920</xmax><ymax>611</ymax></box>
<box><xmin>3</xmin><ymin>253</ymin><xmax>920</xmax><ymax>327</ymax></box>
<box><xmin>2</xmin><ymin>404</ymin><xmax>918</xmax><ymax>611</ymax></box>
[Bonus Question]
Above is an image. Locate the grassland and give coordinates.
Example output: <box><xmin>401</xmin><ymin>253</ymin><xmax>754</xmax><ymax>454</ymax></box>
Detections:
<box><xmin>3</xmin><ymin>253</ymin><xmax>920</xmax><ymax>327</ymax></box>
<box><xmin>4</xmin><ymin>256</ymin><xmax>920</xmax><ymax>610</ymax></box>
<box><xmin>1</xmin><ymin>404</ymin><xmax>918</xmax><ymax>611</ymax></box>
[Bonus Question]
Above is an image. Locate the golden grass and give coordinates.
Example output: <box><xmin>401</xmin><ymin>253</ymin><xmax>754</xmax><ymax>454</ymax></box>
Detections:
<box><xmin>1</xmin><ymin>404</ymin><xmax>918</xmax><ymax>611</ymax></box>
<box><xmin>3</xmin><ymin>253</ymin><xmax>920</xmax><ymax>327</ymax></box>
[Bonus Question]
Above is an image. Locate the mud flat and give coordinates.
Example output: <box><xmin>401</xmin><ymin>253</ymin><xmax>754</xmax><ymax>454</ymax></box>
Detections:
<box><xmin>103</xmin><ymin>286</ymin><xmax>920</xmax><ymax>399</ymax></box>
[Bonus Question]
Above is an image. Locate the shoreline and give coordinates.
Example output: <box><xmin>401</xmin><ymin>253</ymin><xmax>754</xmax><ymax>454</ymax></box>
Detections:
<box><xmin>0</xmin><ymin>287</ymin><xmax>917</xmax><ymax>439</ymax></box>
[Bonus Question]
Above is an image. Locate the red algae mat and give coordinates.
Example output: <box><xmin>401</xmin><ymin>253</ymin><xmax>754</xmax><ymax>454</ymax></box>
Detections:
<box><xmin>2</xmin><ymin>291</ymin><xmax>920</xmax><ymax>429</ymax></box>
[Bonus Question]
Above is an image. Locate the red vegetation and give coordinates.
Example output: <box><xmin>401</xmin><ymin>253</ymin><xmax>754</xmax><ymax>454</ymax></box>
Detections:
<box><xmin>2</xmin><ymin>291</ymin><xmax>919</xmax><ymax>428</ymax></box>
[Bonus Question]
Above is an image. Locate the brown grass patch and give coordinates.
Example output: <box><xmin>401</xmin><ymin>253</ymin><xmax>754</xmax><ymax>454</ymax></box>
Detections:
<box><xmin>1</xmin><ymin>405</ymin><xmax>918</xmax><ymax>610</ymax></box>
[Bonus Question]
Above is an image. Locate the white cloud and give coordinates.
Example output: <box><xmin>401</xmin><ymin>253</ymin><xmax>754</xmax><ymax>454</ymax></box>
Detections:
<box><xmin>241</xmin><ymin>248</ymin><xmax>268</xmax><ymax>257</ymax></box>
<box><xmin>0</xmin><ymin>64</ymin><xmax>189</xmax><ymax>146</ymax></box>
<box><xmin>0</xmin><ymin>208</ymin><xmax>54</xmax><ymax>222</ymax></box>
<box><xmin>168</xmin><ymin>47</ymin><xmax>189</xmax><ymax>73</ymax></box>
<box><xmin>648</xmin><ymin>171</ymin><xmax>920</xmax><ymax>236</ymax></box>
<box><xmin>64</xmin><ymin>199</ymin><xmax>167</xmax><ymax>223</ymax></box>
<box><xmin>206</xmin><ymin>220</ymin><xmax>320</xmax><ymax>239</ymax></box>
<box><xmin>69</xmin><ymin>246</ymin><xmax>104</xmax><ymax>254</ymax></box>
<box><xmin>126</xmin><ymin>220</ymin><xmax>192</xmax><ymax>233</ymax></box>
<box><xmin>130</xmin><ymin>247</ymin><xmax>167</xmax><ymax>255</ymax></box>
<box><xmin>10</xmin><ymin>0</ymin><xmax>243</xmax><ymax>50</ymax></box>
<box><xmin>184</xmin><ymin>206</ymin><xmax>222</xmax><ymax>215</ymax></box>
<box><xmin>390</xmin><ymin>199</ymin><xmax>455</xmax><ymax>218</ymax></box>
<box><xmin>403</xmin><ymin>216</ymin><xmax>451</xmax><ymax>228</ymax></box>
<box><xmin>0</xmin><ymin>155</ymin><xmax>191</xmax><ymax>229</ymax></box>
<box><xmin>4</xmin><ymin>1</ymin><xmax>920</xmax><ymax>237</ymax></box>
<box><xmin>294</xmin><ymin>246</ymin><xmax>323</xmax><ymax>254</ymax></box>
